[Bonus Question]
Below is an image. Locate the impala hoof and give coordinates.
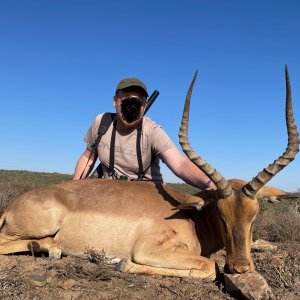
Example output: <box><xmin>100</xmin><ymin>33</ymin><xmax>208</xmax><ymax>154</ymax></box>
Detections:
<box><xmin>49</xmin><ymin>247</ymin><xmax>62</xmax><ymax>259</ymax></box>
<box><xmin>117</xmin><ymin>258</ymin><xmax>128</xmax><ymax>272</ymax></box>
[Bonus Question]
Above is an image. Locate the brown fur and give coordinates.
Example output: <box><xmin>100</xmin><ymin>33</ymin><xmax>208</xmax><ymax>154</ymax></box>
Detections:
<box><xmin>0</xmin><ymin>178</ymin><xmax>286</xmax><ymax>279</ymax></box>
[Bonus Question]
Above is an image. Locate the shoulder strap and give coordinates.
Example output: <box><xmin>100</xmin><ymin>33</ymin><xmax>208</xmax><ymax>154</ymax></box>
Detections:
<box><xmin>90</xmin><ymin>113</ymin><xmax>116</xmax><ymax>151</ymax></box>
<box><xmin>137</xmin><ymin>152</ymin><xmax>157</xmax><ymax>180</ymax></box>
<box><xmin>136</xmin><ymin>119</ymin><xmax>157</xmax><ymax>180</ymax></box>
<box><xmin>108</xmin><ymin>119</ymin><xmax>117</xmax><ymax>177</ymax></box>
<box><xmin>86</xmin><ymin>113</ymin><xmax>115</xmax><ymax>179</ymax></box>
<box><xmin>136</xmin><ymin>120</ymin><xmax>144</xmax><ymax>179</ymax></box>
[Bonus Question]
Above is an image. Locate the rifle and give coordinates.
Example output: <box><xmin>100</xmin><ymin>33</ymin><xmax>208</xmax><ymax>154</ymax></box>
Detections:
<box><xmin>144</xmin><ymin>90</ymin><xmax>159</xmax><ymax>115</ymax></box>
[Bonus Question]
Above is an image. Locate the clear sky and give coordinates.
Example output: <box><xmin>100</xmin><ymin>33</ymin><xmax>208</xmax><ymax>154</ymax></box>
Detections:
<box><xmin>0</xmin><ymin>0</ymin><xmax>299</xmax><ymax>191</ymax></box>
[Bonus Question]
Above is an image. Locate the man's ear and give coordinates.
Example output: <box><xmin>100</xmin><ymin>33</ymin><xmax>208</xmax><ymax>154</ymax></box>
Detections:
<box><xmin>113</xmin><ymin>96</ymin><xmax>117</xmax><ymax>108</ymax></box>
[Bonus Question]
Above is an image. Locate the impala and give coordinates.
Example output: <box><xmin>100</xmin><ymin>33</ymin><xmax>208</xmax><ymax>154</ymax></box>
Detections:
<box><xmin>0</xmin><ymin>66</ymin><xmax>298</xmax><ymax>279</ymax></box>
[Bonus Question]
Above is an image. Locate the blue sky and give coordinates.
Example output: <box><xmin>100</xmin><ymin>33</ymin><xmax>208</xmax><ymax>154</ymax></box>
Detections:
<box><xmin>0</xmin><ymin>0</ymin><xmax>299</xmax><ymax>191</ymax></box>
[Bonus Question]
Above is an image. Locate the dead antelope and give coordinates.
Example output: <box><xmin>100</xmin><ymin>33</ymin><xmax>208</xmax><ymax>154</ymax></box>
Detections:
<box><xmin>0</xmin><ymin>66</ymin><xmax>298</xmax><ymax>280</ymax></box>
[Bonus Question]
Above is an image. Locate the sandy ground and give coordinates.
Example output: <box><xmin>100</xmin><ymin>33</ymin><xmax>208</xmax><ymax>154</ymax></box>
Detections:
<box><xmin>0</xmin><ymin>245</ymin><xmax>299</xmax><ymax>300</ymax></box>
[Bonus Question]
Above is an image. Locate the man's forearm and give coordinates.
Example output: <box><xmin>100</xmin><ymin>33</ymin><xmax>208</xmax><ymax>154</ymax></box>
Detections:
<box><xmin>178</xmin><ymin>157</ymin><xmax>212</xmax><ymax>190</ymax></box>
<box><xmin>161</xmin><ymin>148</ymin><xmax>213</xmax><ymax>190</ymax></box>
<box><xmin>73</xmin><ymin>150</ymin><xmax>97</xmax><ymax>180</ymax></box>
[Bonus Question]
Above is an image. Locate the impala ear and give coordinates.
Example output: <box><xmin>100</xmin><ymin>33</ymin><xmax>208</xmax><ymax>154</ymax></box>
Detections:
<box><xmin>174</xmin><ymin>195</ymin><xmax>205</xmax><ymax>211</ymax></box>
<box><xmin>175</xmin><ymin>202</ymin><xmax>204</xmax><ymax>211</ymax></box>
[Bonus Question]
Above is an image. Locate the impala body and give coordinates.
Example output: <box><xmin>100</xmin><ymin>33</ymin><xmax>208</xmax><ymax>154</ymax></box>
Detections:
<box><xmin>0</xmin><ymin>66</ymin><xmax>298</xmax><ymax>280</ymax></box>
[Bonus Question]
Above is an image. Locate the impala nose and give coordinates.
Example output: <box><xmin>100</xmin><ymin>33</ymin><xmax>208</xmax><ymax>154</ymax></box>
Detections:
<box><xmin>224</xmin><ymin>263</ymin><xmax>250</xmax><ymax>274</ymax></box>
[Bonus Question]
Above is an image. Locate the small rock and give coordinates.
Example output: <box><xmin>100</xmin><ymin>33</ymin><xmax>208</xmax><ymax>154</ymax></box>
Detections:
<box><xmin>45</xmin><ymin>270</ymin><xmax>59</xmax><ymax>283</ymax></box>
<box><xmin>26</xmin><ymin>274</ymin><xmax>47</xmax><ymax>287</ymax></box>
<box><xmin>271</xmin><ymin>253</ymin><xmax>287</xmax><ymax>267</ymax></box>
<box><xmin>251</xmin><ymin>239</ymin><xmax>277</xmax><ymax>252</ymax></box>
<box><xmin>44</xmin><ymin>270</ymin><xmax>60</xmax><ymax>287</ymax></box>
<box><xmin>60</xmin><ymin>278</ymin><xmax>79</xmax><ymax>289</ymax></box>
<box><xmin>224</xmin><ymin>272</ymin><xmax>274</xmax><ymax>300</ymax></box>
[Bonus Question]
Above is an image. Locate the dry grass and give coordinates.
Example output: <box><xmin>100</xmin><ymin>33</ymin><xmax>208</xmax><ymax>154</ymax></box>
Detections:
<box><xmin>253</xmin><ymin>243</ymin><xmax>300</xmax><ymax>291</ymax></box>
<box><xmin>253</xmin><ymin>200</ymin><xmax>300</xmax><ymax>243</ymax></box>
<box><xmin>0</xmin><ymin>169</ymin><xmax>71</xmax><ymax>186</ymax></box>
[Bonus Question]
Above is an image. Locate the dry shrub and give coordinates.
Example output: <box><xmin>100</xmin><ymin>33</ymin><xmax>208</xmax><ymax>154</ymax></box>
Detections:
<box><xmin>85</xmin><ymin>248</ymin><xmax>115</xmax><ymax>265</ymax></box>
<box><xmin>0</xmin><ymin>169</ymin><xmax>71</xmax><ymax>186</ymax></box>
<box><xmin>53</xmin><ymin>249</ymin><xmax>117</xmax><ymax>282</ymax></box>
<box><xmin>253</xmin><ymin>201</ymin><xmax>300</xmax><ymax>243</ymax></box>
<box><xmin>253</xmin><ymin>199</ymin><xmax>300</xmax><ymax>292</ymax></box>
<box><xmin>54</xmin><ymin>256</ymin><xmax>113</xmax><ymax>282</ymax></box>
<box><xmin>265</xmin><ymin>211</ymin><xmax>300</xmax><ymax>243</ymax></box>
<box><xmin>254</xmin><ymin>243</ymin><xmax>300</xmax><ymax>291</ymax></box>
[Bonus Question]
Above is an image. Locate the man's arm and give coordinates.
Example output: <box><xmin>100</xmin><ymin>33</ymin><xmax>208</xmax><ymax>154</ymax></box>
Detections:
<box><xmin>160</xmin><ymin>147</ymin><xmax>213</xmax><ymax>190</ymax></box>
<box><xmin>73</xmin><ymin>149</ymin><xmax>98</xmax><ymax>180</ymax></box>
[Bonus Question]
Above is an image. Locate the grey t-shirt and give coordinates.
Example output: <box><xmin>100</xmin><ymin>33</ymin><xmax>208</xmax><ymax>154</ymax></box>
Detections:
<box><xmin>84</xmin><ymin>114</ymin><xmax>177</xmax><ymax>182</ymax></box>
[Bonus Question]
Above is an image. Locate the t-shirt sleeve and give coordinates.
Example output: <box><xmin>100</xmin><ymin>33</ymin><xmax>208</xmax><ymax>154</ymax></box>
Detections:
<box><xmin>83</xmin><ymin>114</ymin><xmax>103</xmax><ymax>150</ymax></box>
<box><xmin>148</xmin><ymin>119</ymin><xmax>177</xmax><ymax>159</ymax></box>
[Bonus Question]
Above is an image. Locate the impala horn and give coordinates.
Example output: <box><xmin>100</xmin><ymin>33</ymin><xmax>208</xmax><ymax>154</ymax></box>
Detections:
<box><xmin>179</xmin><ymin>70</ymin><xmax>233</xmax><ymax>199</ymax></box>
<box><xmin>242</xmin><ymin>65</ymin><xmax>299</xmax><ymax>199</ymax></box>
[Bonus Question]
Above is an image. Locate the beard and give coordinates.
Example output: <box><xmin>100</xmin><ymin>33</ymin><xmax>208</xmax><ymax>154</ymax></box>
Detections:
<box><xmin>120</xmin><ymin>97</ymin><xmax>143</xmax><ymax>123</ymax></box>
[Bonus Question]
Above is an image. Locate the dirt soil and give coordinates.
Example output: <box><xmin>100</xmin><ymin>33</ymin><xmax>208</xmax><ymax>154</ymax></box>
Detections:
<box><xmin>0</xmin><ymin>245</ymin><xmax>299</xmax><ymax>300</ymax></box>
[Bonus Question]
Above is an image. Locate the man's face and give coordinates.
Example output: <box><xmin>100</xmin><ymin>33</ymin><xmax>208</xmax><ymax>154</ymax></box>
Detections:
<box><xmin>113</xmin><ymin>88</ymin><xmax>147</xmax><ymax>129</ymax></box>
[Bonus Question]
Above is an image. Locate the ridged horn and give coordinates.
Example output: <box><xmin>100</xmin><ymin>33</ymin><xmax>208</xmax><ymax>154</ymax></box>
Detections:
<box><xmin>242</xmin><ymin>65</ymin><xmax>299</xmax><ymax>199</ymax></box>
<box><xmin>178</xmin><ymin>70</ymin><xmax>233</xmax><ymax>199</ymax></box>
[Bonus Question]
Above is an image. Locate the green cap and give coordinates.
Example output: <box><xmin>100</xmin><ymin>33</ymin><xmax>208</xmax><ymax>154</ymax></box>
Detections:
<box><xmin>115</xmin><ymin>77</ymin><xmax>148</xmax><ymax>97</ymax></box>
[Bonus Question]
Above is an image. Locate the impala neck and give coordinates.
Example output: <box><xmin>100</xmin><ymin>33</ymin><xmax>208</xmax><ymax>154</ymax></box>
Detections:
<box><xmin>193</xmin><ymin>199</ymin><xmax>224</xmax><ymax>257</ymax></box>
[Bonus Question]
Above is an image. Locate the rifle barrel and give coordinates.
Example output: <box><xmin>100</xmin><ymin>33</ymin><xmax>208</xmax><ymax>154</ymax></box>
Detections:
<box><xmin>144</xmin><ymin>90</ymin><xmax>159</xmax><ymax>115</ymax></box>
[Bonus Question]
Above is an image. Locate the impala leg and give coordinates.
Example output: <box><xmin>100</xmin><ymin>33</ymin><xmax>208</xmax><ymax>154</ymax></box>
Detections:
<box><xmin>119</xmin><ymin>257</ymin><xmax>217</xmax><ymax>280</ymax></box>
<box><xmin>0</xmin><ymin>233</ymin><xmax>61</xmax><ymax>259</ymax></box>
<box><xmin>120</xmin><ymin>241</ymin><xmax>217</xmax><ymax>280</ymax></box>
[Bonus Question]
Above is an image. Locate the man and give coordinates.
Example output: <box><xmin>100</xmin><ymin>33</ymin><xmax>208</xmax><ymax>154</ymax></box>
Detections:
<box><xmin>73</xmin><ymin>77</ymin><xmax>212</xmax><ymax>190</ymax></box>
